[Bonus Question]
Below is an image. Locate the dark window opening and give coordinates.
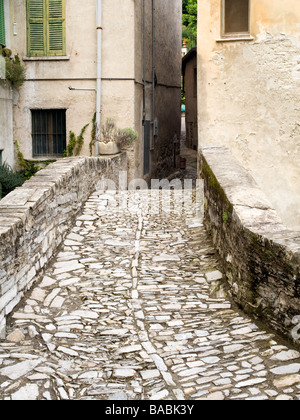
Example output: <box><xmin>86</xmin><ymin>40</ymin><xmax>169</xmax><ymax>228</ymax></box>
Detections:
<box><xmin>224</xmin><ymin>0</ymin><xmax>249</xmax><ymax>35</ymax></box>
<box><xmin>32</xmin><ymin>109</ymin><xmax>66</xmax><ymax>157</ymax></box>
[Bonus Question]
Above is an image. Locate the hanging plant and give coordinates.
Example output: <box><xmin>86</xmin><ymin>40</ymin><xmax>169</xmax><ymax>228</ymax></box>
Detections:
<box><xmin>2</xmin><ymin>49</ymin><xmax>26</xmax><ymax>88</ymax></box>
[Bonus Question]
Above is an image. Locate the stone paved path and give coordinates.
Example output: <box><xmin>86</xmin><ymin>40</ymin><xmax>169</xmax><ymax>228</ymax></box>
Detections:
<box><xmin>1</xmin><ymin>187</ymin><xmax>300</xmax><ymax>400</ymax></box>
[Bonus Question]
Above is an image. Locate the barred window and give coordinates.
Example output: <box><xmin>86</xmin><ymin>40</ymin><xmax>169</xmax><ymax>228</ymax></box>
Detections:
<box><xmin>32</xmin><ymin>109</ymin><xmax>66</xmax><ymax>157</ymax></box>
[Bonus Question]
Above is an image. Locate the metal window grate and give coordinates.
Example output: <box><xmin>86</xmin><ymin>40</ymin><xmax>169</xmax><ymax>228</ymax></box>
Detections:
<box><xmin>32</xmin><ymin>109</ymin><xmax>66</xmax><ymax>157</ymax></box>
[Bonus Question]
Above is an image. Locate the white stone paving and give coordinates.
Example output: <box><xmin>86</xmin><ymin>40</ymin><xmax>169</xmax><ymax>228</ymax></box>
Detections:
<box><xmin>0</xmin><ymin>189</ymin><xmax>300</xmax><ymax>400</ymax></box>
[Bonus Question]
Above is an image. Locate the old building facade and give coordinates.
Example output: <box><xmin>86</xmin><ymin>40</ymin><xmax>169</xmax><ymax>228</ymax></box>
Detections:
<box><xmin>0</xmin><ymin>0</ymin><xmax>14</xmax><ymax>168</ymax></box>
<box><xmin>197</xmin><ymin>0</ymin><xmax>300</xmax><ymax>230</ymax></box>
<box><xmin>1</xmin><ymin>0</ymin><xmax>182</xmax><ymax>181</ymax></box>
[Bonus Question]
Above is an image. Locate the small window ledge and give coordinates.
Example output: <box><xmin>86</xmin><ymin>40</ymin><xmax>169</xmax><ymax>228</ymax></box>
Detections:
<box><xmin>23</xmin><ymin>56</ymin><xmax>70</xmax><ymax>62</ymax></box>
<box><xmin>216</xmin><ymin>36</ymin><xmax>254</xmax><ymax>43</ymax></box>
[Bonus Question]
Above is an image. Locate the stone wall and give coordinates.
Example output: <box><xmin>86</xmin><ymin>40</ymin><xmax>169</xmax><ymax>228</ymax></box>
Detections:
<box><xmin>199</xmin><ymin>146</ymin><xmax>300</xmax><ymax>346</ymax></box>
<box><xmin>0</xmin><ymin>154</ymin><xmax>127</xmax><ymax>338</ymax></box>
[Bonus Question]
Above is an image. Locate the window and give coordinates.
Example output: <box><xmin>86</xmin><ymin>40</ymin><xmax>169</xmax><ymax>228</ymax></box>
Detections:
<box><xmin>27</xmin><ymin>0</ymin><xmax>65</xmax><ymax>57</ymax></box>
<box><xmin>32</xmin><ymin>109</ymin><xmax>66</xmax><ymax>157</ymax></box>
<box><xmin>222</xmin><ymin>0</ymin><xmax>249</xmax><ymax>36</ymax></box>
<box><xmin>0</xmin><ymin>0</ymin><xmax>5</xmax><ymax>46</ymax></box>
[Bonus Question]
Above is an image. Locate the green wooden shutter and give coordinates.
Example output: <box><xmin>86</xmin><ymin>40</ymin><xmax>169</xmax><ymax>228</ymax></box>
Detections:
<box><xmin>27</xmin><ymin>0</ymin><xmax>46</xmax><ymax>56</ymax></box>
<box><xmin>27</xmin><ymin>0</ymin><xmax>65</xmax><ymax>56</ymax></box>
<box><xmin>0</xmin><ymin>0</ymin><xmax>6</xmax><ymax>47</ymax></box>
<box><xmin>47</xmin><ymin>0</ymin><xmax>65</xmax><ymax>55</ymax></box>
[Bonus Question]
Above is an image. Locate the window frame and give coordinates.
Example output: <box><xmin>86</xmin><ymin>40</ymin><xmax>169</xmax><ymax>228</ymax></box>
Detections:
<box><xmin>26</xmin><ymin>0</ymin><xmax>66</xmax><ymax>57</ymax></box>
<box><xmin>221</xmin><ymin>0</ymin><xmax>250</xmax><ymax>39</ymax></box>
<box><xmin>31</xmin><ymin>109</ymin><xmax>67</xmax><ymax>158</ymax></box>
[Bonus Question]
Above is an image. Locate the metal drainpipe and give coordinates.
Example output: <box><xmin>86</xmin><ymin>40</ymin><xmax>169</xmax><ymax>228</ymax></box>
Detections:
<box><xmin>142</xmin><ymin>0</ymin><xmax>146</xmax><ymax>124</ymax></box>
<box><xmin>96</xmin><ymin>0</ymin><xmax>103</xmax><ymax>156</ymax></box>
<box><xmin>152</xmin><ymin>0</ymin><xmax>156</xmax><ymax>148</ymax></box>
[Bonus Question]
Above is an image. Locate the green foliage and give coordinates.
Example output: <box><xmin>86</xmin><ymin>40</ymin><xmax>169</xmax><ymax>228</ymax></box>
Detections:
<box><xmin>182</xmin><ymin>0</ymin><xmax>197</xmax><ymax>49</ymax></box>
<box><xmin>101</xmin><ymin>118</ymin><xmax>138</xmax><ymax>149</ymax></box>
<box><xmin>101</xmin><ymin>118</ymin><xmax>116</xmax><ymax>144</ymax></box>
<box><xmin>1</xmin><ymin>47</ymin><xmax>26</xmax><ymax>88</ymax></box>
<box><xmin>116</xmin><ymin>127</ymin><xmax>138</xmax><ymax>149</ymax></box>
<box><xmin>89</xmin><ymin>113</ymin><xmax>97</xmax><ymax>156</ymax></box>
<box><xmin>1</xmin><ymin>47</ymin><xmax>12</xmax><ymax>58</ymax></box>
<box><xmin>4</xmin><ymin>54</ymin><xmax>26</xmax><ymax>88</ymax></box>
<box><xmin>223</xmin><ymin>211</ymin><xmax>229</xmax><ymax>224</ymax></box>
<box><xmin>64</xmin><ymin>123</ymin><xmax>89</xmax><ymax>157</ymax></box>
<box><xmin>15</xmin><ymin>140</ymin><xmax>41</xmax><ymax>180</ymax></box>
<box><xmin>0</xmin><ymin>162</ymin><xmax>24</xmax><ymax>200</ymax></box>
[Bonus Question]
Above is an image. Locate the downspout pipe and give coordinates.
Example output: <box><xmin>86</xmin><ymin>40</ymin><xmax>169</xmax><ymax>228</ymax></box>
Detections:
<box><xmin>152</xmin><ymin>0</ymin><xmax>156</xmax><ymax>148</ymax></box>
<box><xmin>96</xmin><ymin>0</ymin><xmax>103</xmax><ymax>156</ymax></box>
<box><xmin>142</xmin><ymin>0</ymin><xmax>146</xmax><ymax>125</ymax></box>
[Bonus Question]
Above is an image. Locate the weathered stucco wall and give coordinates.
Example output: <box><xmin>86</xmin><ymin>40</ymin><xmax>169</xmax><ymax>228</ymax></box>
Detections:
<box><xmin>11</xmin><ymin>0</ymin><xmax>98</xmax><ymax>159</ymax></box>
<box><xmin>10</xmin><ymin>0</ymin><xmax>181</xmax><ymax>181</ymax></box>
<box><xmin>197</xmin><ymin>0</ymin><xmax>300</xmax><ymax>231</ymax></box>
<box><xmin>200</xmin><ymin>146</ymin><xmax>300</xmax><ymax>347</ymax></box>
<box><xmin>0</xmin><ymin>81</ymin><xmax>14</xmax><ymax>168</ymax></box>
<box><xmin>0</xmin><ymin>154</ymin><xmax>127</xmax><ymax>338</ymax></box>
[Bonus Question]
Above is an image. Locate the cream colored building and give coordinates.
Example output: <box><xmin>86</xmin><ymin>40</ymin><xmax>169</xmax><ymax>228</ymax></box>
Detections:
<box><xmin>0</xmin><ymin>0</ymin><xmax>14</xmax><ymax>168</ymax></box>
<box><xmin>4</xmin><ymin>0</ymin><xmax>182</xmax><ymax>181</ymax></box>
<box><xmin>197</xmin><ymin>0</ymin><xmax>300</xmax><ymax>230</ymax></box>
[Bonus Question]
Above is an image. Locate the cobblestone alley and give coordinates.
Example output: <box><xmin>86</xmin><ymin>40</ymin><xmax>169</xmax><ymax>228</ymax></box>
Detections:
<box><xmin>1</xmin><ymin>177</ymin><xmax>300</xmax><ymax>400</ymax></box>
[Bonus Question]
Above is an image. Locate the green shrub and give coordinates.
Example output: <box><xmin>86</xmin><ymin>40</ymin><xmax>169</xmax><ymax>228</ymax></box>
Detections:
<box><xmin>64</xmin><ymin>124</ymin><xmax>89</xmax><ymax>157</ymax></box>
<box><xmin>0</xmin><ymin>163</ymin><xmax>24</xmax><ymax>200</ymax></box>
<box><xmin>5</xmin><ymin>55</ymin><xmax>26</xmax><ymax>88</ymax></box>
<box><xmin>101</xmin><ymin>118</ymin><xmax>138</xmax><ymax>148</ymax></box>
<box><xmin>15</xmin><ymin>140</ymin><xmax>41</xmax><ymax>180</ymax></box>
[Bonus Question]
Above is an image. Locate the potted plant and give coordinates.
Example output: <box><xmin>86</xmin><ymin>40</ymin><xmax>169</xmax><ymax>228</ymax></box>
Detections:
<box><xmin>99</xmin><ymin>118</ymin><xmax>138</xmax><ymax>155</ymax></box>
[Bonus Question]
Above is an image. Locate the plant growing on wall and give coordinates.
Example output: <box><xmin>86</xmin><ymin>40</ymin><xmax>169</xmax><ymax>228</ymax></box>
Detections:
<box><xmin>64</xmin><ymin>123</ymin><xmax>89</xmax><ymax>157</ymax></box>
<box><xmin>15</xmin><ymin>141</ymin><xmax>42</xmax><ymax>180</ymax></box>
<box><xmin>101</xmin><ymin>118</ymin><xmax>138</xmax><ymax>149</ymax></box>
<box><xmin>1</xmin><ymin>47</ymin><xmax>26</xmax><ymax>88</ymax></box>
<box><xmin>89</xmin><ymin>113</ymin><xmax>97</xmax><ymax>156</ymax></box>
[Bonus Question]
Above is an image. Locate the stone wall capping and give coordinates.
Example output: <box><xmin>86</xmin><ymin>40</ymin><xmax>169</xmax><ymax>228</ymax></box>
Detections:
<box><xmin>0</xmin><ymin>154</ymin><xmax>127</xmax><ymax>338</ymax></box>
<box><xmin>200</xmin><ymin>146</ymin><xmax>300</xmax><ymax>347</ymax></box>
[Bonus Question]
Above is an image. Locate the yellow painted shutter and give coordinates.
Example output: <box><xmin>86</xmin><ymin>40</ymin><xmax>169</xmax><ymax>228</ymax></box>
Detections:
<box><xmin>27</xmin><ymin>0</ymin><xmax>45</xmax><ymax>56</ymax></box>
<box><xmin>47</xmin><ymin>0</ymin><xmax>65</xmax><ymax>55</ymax></box>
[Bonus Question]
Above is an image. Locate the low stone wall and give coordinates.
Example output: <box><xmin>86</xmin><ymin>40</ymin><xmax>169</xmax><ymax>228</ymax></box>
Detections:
<box><xmin>199</xmin><ymin>146</ymin><xmax>300</xmax><ymax>346</ymax></box>
<box><xmin>0</xmin><ymin>154</ymin><xmax>127</xmax><ymax>338</ymax></box>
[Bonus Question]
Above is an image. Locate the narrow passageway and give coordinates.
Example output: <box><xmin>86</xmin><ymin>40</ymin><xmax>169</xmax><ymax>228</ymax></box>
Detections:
<box><xmin>1</xmin><ymin>162</ymin><xmax>300</xmax><ymax>400</ymax></box>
